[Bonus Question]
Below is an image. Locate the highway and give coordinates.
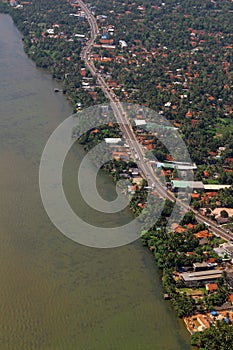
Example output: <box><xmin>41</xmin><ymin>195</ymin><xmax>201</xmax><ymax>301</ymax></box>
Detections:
<box><xmin>77</xmin><ymin>0</ymin><xmax>233</xmax><ymax>242</ymax></box>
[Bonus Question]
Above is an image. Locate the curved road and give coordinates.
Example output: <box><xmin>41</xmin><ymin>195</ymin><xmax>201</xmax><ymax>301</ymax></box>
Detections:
<box><xmin>78</xmin><ymin>0</ymin><xmax>233</xmax><ymax>242</ymax></box>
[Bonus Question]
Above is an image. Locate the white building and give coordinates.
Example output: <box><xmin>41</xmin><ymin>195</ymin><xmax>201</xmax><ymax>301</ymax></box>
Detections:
<box><xmin>104</xmin><ymin>138</ymin><xmax>122</xmax><ymax>144</ymax></box>
<box><xmin>46</xmin><ymin>28</ymin><xmax>55</xmax><ymax>35</ymax></box>
<box><xmin>135</xmin><ymin>120</ymin><xmax>146</xmax><ymax>126</ymax></box>
<box><xmin>119</xmin><ymin>40</ymin><xmax>127</xmax><ymax>48</ymax></box>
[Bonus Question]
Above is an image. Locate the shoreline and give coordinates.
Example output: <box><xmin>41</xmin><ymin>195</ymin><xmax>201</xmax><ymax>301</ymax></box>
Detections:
<box><xmin>0</xmin><ymin>3</ymin><xmax>194</xmax><ymax>345</ymax></box>
<box><xmin>2</xmin><ymin>2</ymin><xmax>231</xmax><ymax>348</ymax></box>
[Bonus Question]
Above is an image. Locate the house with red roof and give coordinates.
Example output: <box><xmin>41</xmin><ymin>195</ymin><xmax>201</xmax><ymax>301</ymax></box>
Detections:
<box><xmin>206</xmin><ymin>283</ymin><xmax>218</xmax><ymax>293</ymax></box>
<box><xmin>228</xmin><ymin>294</ymin><xmax>233</xmax><ymax>304</ymax></box>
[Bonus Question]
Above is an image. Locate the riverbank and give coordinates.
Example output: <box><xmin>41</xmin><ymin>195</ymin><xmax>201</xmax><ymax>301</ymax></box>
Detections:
<box><xmin>0</xmin><ymin>10</ymin><xmax>192</xmax><ymax>350</ymax></box>
<box><xmin>1</xmin><ymin>1</ymin><xmax>108</xmax><ymax>112</ymax></box>
<box><xmin>0</xmin><ymin>0</ymin><xmax>195</xmax><ymax>345</ymax></box>
<box><xmin>3</xmin><ymin>1</ymin><xmax>231</xmax><ymax>348</ymax></box>
<box><xmin>78</xmin><ymin>117</ymin><xmax>233</xmax><ymax>348</ymax></box>
<box><xmin>7</xmin><ymin>0</ymin><xmax>233</xmax><ymax>348</ymax></box>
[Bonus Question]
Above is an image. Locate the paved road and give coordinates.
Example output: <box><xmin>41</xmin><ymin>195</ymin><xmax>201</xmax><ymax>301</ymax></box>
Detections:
<box><xmin>77</xmin><ymin>0</ymin><xmax>233</xmax><ymax>242</ymax></box>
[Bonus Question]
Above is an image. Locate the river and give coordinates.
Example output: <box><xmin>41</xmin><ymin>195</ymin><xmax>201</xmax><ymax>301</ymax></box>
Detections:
<box><xmin>0</xmin><ymin>14</ymin><xmax>192</xmax><ymax>350</ymax></box>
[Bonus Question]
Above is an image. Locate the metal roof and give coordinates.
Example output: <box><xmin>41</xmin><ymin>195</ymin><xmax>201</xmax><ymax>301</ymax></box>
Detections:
<box><xmin>203</xmin><ymin>184</ymin><xmax>232</xmax><ymax>190</ymax></box>
<box><xmin>181</xmin><ymin>269</ymin><xmax>222</xmax><ymax>282</ymax></box>
<box><xmin>171</xmin><ymin>180</ymin><xmax>204</xmax><ymax>189</ymax></box>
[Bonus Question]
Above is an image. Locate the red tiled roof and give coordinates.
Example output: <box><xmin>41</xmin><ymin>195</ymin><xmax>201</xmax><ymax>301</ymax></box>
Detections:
<box><xmin>191</xmin><ymin>193</ymin><xmax>200</xmax><ymax>199</ymax></box>
<box><xmin>175</xmin><ymin>225</ymin><xmax>186</xmax><ymax>233</ymax></box>
<box><xmin>185</xmin><ymin>110</ymin><xmax>193</xmax><ymax>117</ymax></box>
<box><xmin>166</xmin><ymin>154</ymin><xmax>174</xmax><ymax>161</ymax></box>
<box><xmin>206</xmin><ymin>283</ymin><xmax>218</xmax><ymax>293</ymax></box>
<box><xmin>187</xmin><ymin>223</ymin><xmax>195</xmax><ymax>229</ymax></box>
<box><xmin>205</xmin><ymin>192</ymin><xmax>218</xmax><ymax>198</ymax></box>
<box><xmin>186</xmin><ymin>252</ymin><xmax>195</xmax><ymax>256</ymax></box>
<box><xmin>146</xmin><ymin>144</ymin><xmax>154</xmax><ymax>150</ymax></box>
<box><xmin>194</xmin><ymin>230</ymin><xmax>213</xmax><ymax>239</ymax></box>
<box><xmin>100</xmin><ymin>39</ymin><xmax>114</xmax><ymax>45</ymax></box>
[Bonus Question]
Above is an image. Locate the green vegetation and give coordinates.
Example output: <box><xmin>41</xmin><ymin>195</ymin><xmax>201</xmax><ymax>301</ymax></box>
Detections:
<box><xmin>141</xmin><ymin>216</ymin><xmax>230</xmax><ymax>318</ymax></box>
<box><xmin>3</xmin><ymin>0</ymin><xmax>232</xmax><ymax>169</ymax></box>
<box><xmin>90</xmin><ymin>0</ymin><xmax>233</xmax><ymax>168</ymax></box>
<box><xmin>219</xmin><ymin>187</ymin><xmax>233</xmax><ymax>208</ymax></box>
<box><xmin>5</xmin><ymin>0</ymin><xmax>106</xmax><ymax>110</ymax></box>
<box><xmin>191</xmin><ymin>321</ymin><xmax>233</xmax><ymax>350</ymax></box>
<box><xmin>141</xmin><ymin>223</ymin><xmax>220</xmax><ymax>271</ymax></box>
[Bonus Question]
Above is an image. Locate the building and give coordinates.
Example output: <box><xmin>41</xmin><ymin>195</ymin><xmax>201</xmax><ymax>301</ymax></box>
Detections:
<box><xmin>193</xmin><ymin>262</ymin><xmax>215</xmax><ymax>272</ymax></box>
<box><xmin>226</xmin><ymin>270</ymin><xmax>233</xmax><ymax>288</ymax></box>
<box><xmin>104</xmin><ymin>138</ymin><xmax>122</xmax><ymax>144</ymax></box>
<box><xmin>203</xmin><ymin>184</ymin><xmax>232</xmax><ymax>191</ymax></box>
<box><xmin>73</xmin><ymin>34</ymin><xmax>86</xmax><ymax>38</ymax></box>
<box><xmin>214</xmin><ymin>246</ymin><xmax>231</xmax><ymax>260</ymax></box>
<box><xmin>222</xmin><ymin>243</ymin><xmax>233</xmax><ymax>259</ymax></box>
<box><xmin>46</xmin><ymin>28</ymin><xmax>55</xmax><ymax>35</ymax></box>
<box><xmin>228</xmin><ymin>294</ymin><xmax>233</xmax><ymax>304</ymax></box>
<box><xmin>119</xmin><ymin>40</ymin><xmax>127</xmax><ymax>48</ymax></box>
<box><xmin>181</xmin><ymin>269</ymin><xmax>222</xmax><ymax>287</ymax></box>
<box><xmin>184</xmin><ymin>314</ymin><xmax>210</xmax><ymax>333</ymax></box>
<box><xmin>10</xmin><ymin>0</ymin><xmax>18</xmax><ymax>6</ymax></box>
<box><xmin>194</xmin><ymin>230</ymin><xmax>213</xmax><ymax>239</ymax></box>
<box><xmin>171</xmin><ymin>180</ymin><xmax>204</xmax><ymax>190</ymax></box>
<box><xmin>101</xmin><ymin>44</ymin><xmax>116</xmax><ymax>50</ymax></box>
<box><xmin>206</xmin><ymin>283</ymin><xmax>218</xmax><ymax>293</ymax></box>
<box><xmin>155</xmin><ymin>161</ymin><xmax>197</xmax><ymax>170</ymax></box>
<box><xmin>135</xmin><ymin>119</ymin><xmax>146</xmax><ymax>126</ymax></box>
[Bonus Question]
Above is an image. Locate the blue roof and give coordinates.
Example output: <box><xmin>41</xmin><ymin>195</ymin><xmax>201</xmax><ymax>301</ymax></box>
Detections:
<box><xmin>211</xmin><ymin>310</ymin><xmax>218</xmax><ymax>316</ymax></box>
